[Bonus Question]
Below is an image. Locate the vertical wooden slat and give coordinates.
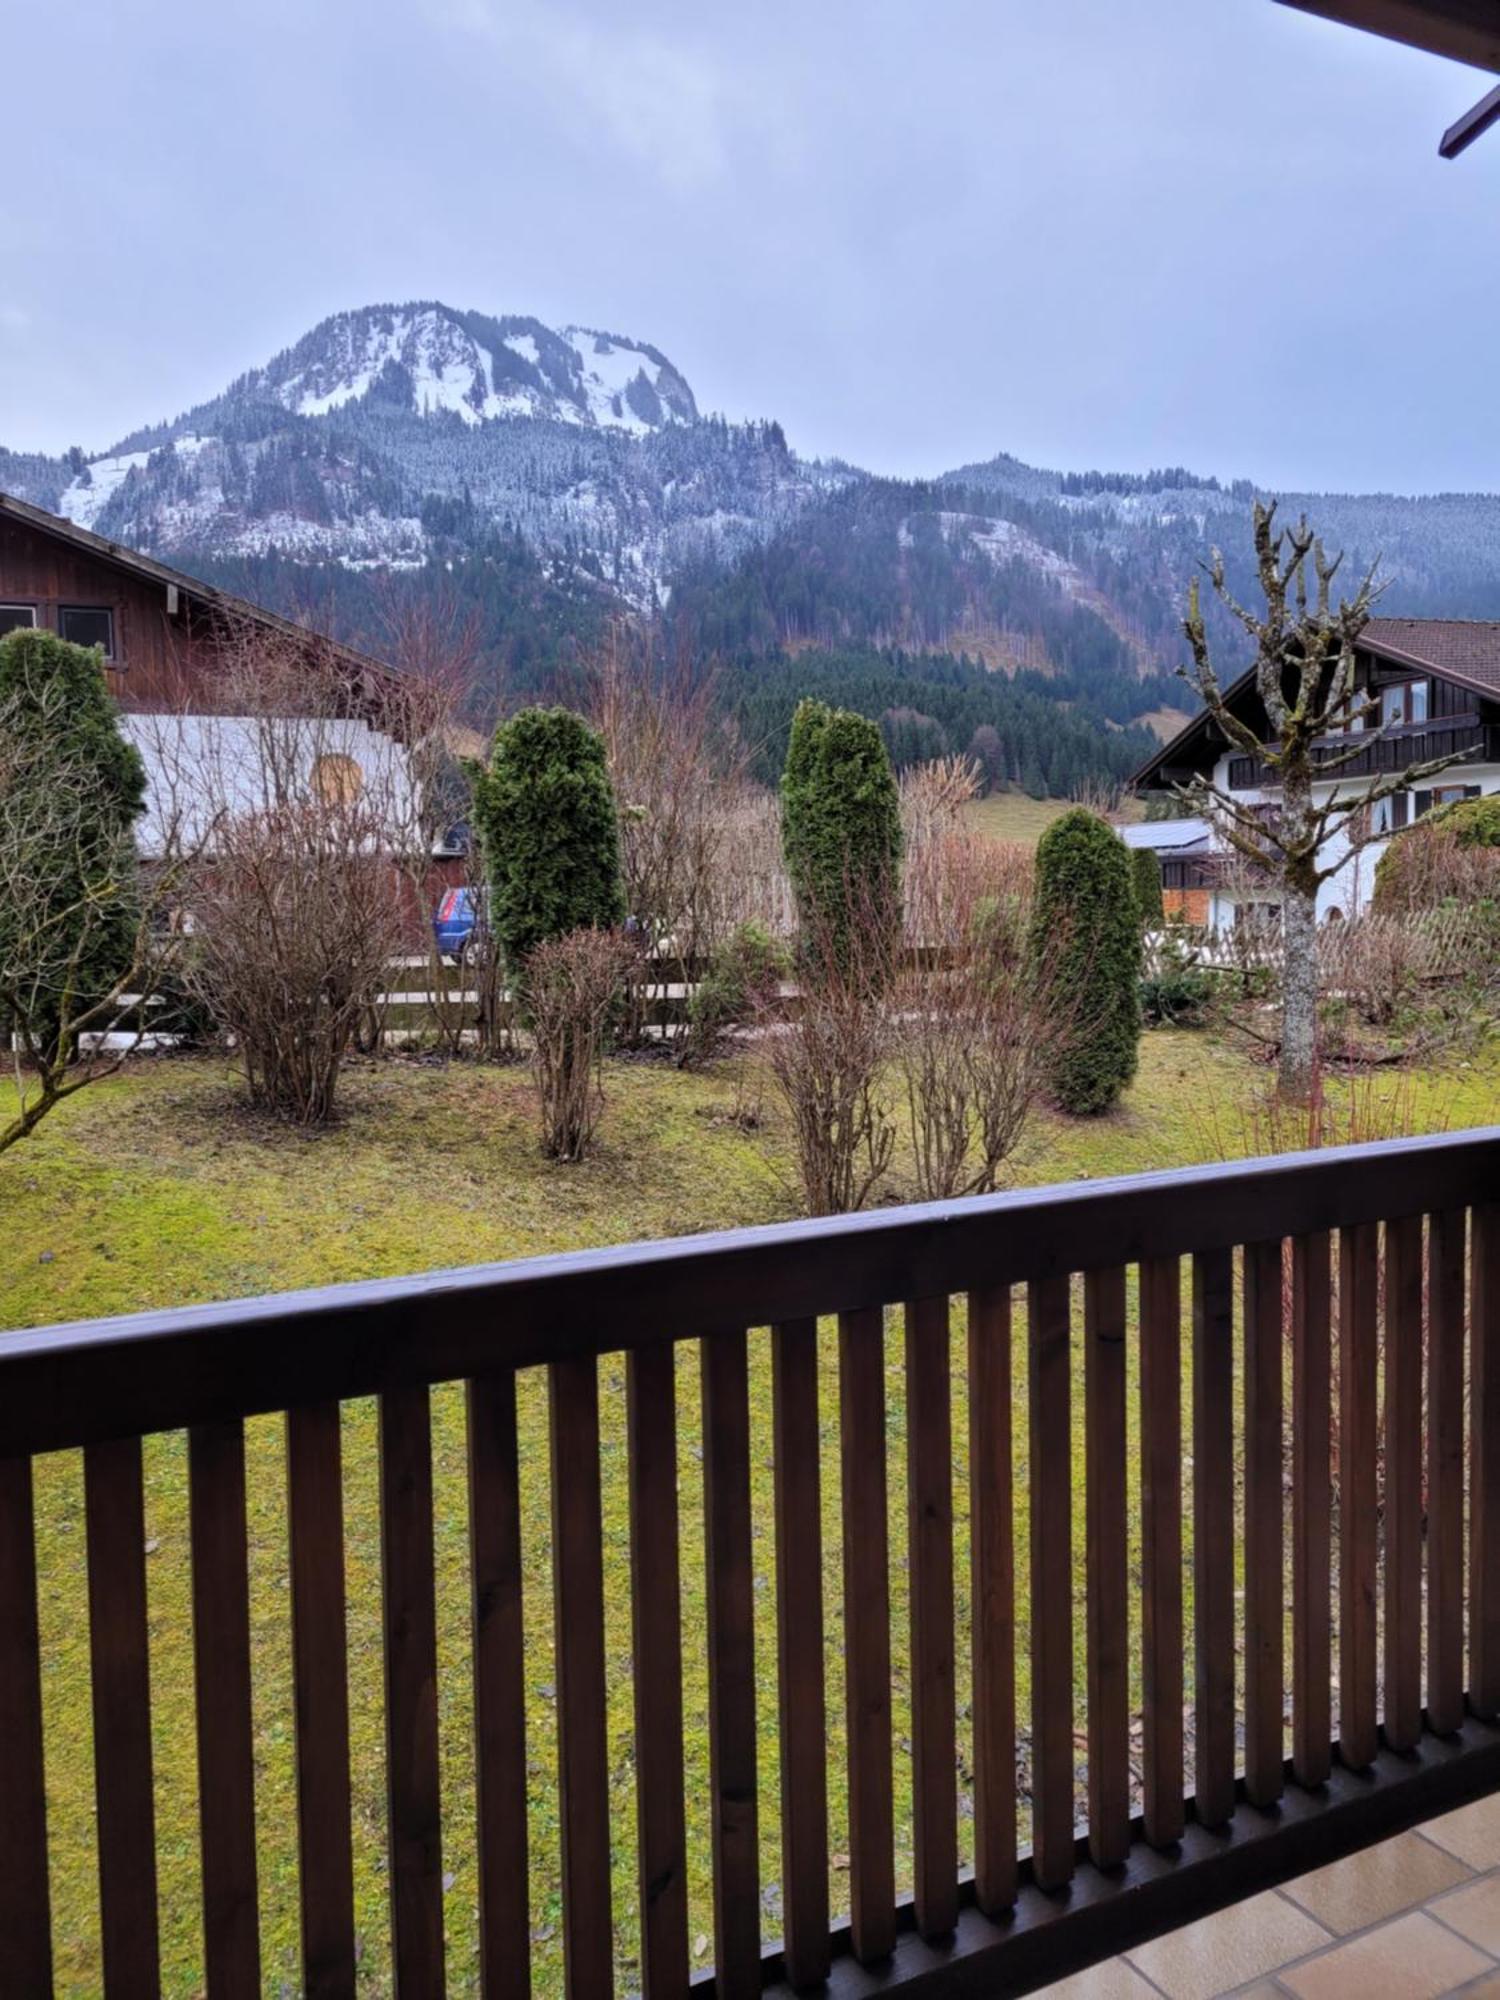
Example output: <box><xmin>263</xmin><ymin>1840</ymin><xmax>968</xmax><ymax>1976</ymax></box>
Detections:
<box><xmin>838</xmin><ymin>1306</ymin><xmax>894</xmax><ymax>1964</ymax></box>
<box><xmin>380</xmin><ymin>1386</ymin><xmax>446</xmax><ymax>1996</ymax></box>
<box><xmin>772</xmin><ymin>1318</ymin><xmax>829</xmax><ymax>1987</ymax></box>
<box><xmin>0</xmin><ymin>1455</ymin><xmax>52</xmax><ymax>1996</ymax></box>
<box><xmin>1427</xmin><ymin>1210</ymin><xmax>1467</xmax><ymax>1737</ymax></box>
<box><xmin>1340</xmin><ymin>1223</ymin><xmax>1380</xmax><ymax>1768</ymax></box>
<box><xmin>906</xmin><ymin>1295</ymin><xmax>957</xmax><ymax>1941</ymax></box>
<box><xmin>84</xmin><ymin>1435</ymin><xmax>160</xmax><ymax>1998</ymax></box>
<box><xmin>625</xmin><ymin>1344</ymin><xmax>688</xmax><ymax>2000</ymax></box>
<box><xmin>189</xmin><ymin>1419</ymin><xmax>261</xmax><ymax>1999</ymax></box>
<box><xmin>1291</xmin><ymin>1234</ymin><xmax>1332</xmax><ymax>1789</ymax></box>
<box><xmin>287</xmin><ymin>1402</ymin><xmax>356</xmax><ymax>1999</ymax></box>
<box><xmin>1028</xmin><ymin>1275</ymin><xmax>1074</xmax><ymax>1892</ymax></box>
<box><xmin>1140</xmin><ymin>1255</ymin><xmax>1184</xmax><ymax>1847</ymax></box>
<box><xmin>1383</xmin><ymin>1215</ymin><xmax>1424</xmax><ymax>1751</ymax></box>
<box><xmin>467</xmin><ymin>1373</ymin><xmax>531</xmax><ymax>2000</ymax></box>
<box><xmin>549</xmin><ymin>1355</ymin><xmax>614</xmax><ymax>2000</ymax></box>
<box><xmin>1472</xmin><ymin>1203</ymin><xmax>1500</xmax><ymax>1718</ymax></box>
<box><xmin>1243</xmin><ymin>1239</ymin><xmax>1284</xmax><ymax>1807</ymax></box>
<box><xmin>969</xmin><ymin>1284</ymin><xmax>1016</xmax><ymax>1914</ymax></box>
<box><xmin>1192</xmin><ymin>1248</ymin><xmax>1235</xmax><ymax>1828</ymax></box>
<box><xmin>702</xmin><ymin>1330</ymin><xmax>759</xmax><ymax>1999</ymax></box>
<box><xmin>1083</xmin><ymin>1267</ymin><xmax>1128</xmax><ymax>1869</ymax></box>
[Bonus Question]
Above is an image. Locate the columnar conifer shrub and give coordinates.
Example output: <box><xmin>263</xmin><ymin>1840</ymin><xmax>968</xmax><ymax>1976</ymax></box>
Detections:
<box><xmin>1131</xmin><ymin>846</ymin><xmax>1164</xmax><ymax>928</ymax></box>
<box><xmin>779</xmin><ymin>699</ymin><xmax>901</xmax><ymax>965</ymax></box>
<box><xmin>469</xmin><ymin>707</ymin><xmax>624</xmax><ymax>972</ymax></box>
<box><xmin>1030</xmin><ymin>807</ymin><xmax>1141</xmax><ymax>1115</ymax></box>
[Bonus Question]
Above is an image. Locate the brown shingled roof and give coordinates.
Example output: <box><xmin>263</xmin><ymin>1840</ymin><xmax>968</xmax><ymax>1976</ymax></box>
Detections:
<box><xmin>1363</xmin><ymin>617</ymin><xmax>1500</xmax><ymax>696</ymax></box>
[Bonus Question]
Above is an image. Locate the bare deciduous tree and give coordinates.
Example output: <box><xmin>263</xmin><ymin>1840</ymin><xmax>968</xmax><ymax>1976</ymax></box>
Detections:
<box><xmin>899</xmin><ymin>754</ymin><xmax>982</xmax><ymax>944</ymax></box>
<box><xmin>588</xmin><ymin>623</ymin><xmax>750</xmax><ymax>1044</ymax></box>
<box><xmin>1179</xmin><ymin>501</ymin><xmax>1467</xmax><ymax>1099</ymax></box>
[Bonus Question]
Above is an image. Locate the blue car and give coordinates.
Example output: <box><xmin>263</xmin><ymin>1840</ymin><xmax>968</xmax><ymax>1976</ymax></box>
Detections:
<box><xmin>433</xmin><ymin>885</ymin><xmax>480</xmax><ymax>962</ymax></box>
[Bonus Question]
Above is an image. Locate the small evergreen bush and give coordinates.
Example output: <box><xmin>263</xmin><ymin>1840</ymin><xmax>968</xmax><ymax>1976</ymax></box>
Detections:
<box><xmin>683</xmin><ymin>922</ymin><xmax>787</xmax><ymax>1064</ymax></box>
<box><xmin>780</xmin><ymin>699</ymin><xmax>901</xmax><ymax>965</ymax></box>
<box><xmin>469</xmin><ymin>707</ymin><xmax>623</xmax><ymax>971</ymax></box>
<box><xmin>1131</xmin><ymin>846</ymin><xmax>1164</xmax><ymax>928</ymax></box>
<box><xmin>1029</xmin><ymin>808</ymin><xmax>1141</xmax><ymax>1114</ymax></box>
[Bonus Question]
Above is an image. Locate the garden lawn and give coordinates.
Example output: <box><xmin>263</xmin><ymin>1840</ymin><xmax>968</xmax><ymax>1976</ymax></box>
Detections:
<box><xmin>5</xmin><ymin>1036</ymin><xmax>1495</xmax><ymax>1996</ymax></box>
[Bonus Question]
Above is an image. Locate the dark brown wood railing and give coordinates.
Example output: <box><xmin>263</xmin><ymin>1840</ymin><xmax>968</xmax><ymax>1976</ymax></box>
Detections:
<box><xmin>3</xmin><ymin>1130</ymin><xmax>1500</xmax><ymax>1996</ymax></box>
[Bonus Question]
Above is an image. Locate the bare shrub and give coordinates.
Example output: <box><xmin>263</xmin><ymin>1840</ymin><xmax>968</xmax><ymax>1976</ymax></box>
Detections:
<box><xmin>1318</xmin><ymin>913</ymin><xmax>1429</xmax><ymax>1029</ymax></box>
<box><xmin>763</xmin><ymin>903</ymin><xmax>895</xmax><ymax>1216</ymax></box>
<box><xmin>588</xmin><ymin>626</ymin><xmax>750</xmax><ymax>1042</ymax></box>
<box><xmin>899</xmin><ymin>755</ymin><xmax>981</xmax><ymax>943</ymax></box>
<box><xmin>703</xmin><ymin>786</ymin><xmax>793</xmax><ymax>939</ymax></box>
<box><xmin>895</xmin><ymin>838</ymin><xmax>1057</xmax><ymax>1198</ymax></box>
<box><xmin>375</xmin><ymin>579</ymin><xmax>491</xmax><ymax>1060</ymax></box>
<box><xmin>180</xmin><ymin>629</ymin><xmax>419</xmax><ymax>1124</ymax></box>
<box><xmin>1374</xmin><ymin>819</ymin><xmax>1500</xmax><ymax>916</ymax></box>
<box><xmin>526</xmin><ymin>927</ymin><xmax>633</xmax><ymax>1161</ymax></box>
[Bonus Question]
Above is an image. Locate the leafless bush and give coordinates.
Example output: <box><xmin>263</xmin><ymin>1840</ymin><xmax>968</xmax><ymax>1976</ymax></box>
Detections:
<box><xmin>900</xmin><ymin>755</ymin><xmax>981</xmax><ymax>942</ymax></box>
<box><xmin>703</xmin><ymin>787</ymin><xmax>794</xmax><ymax>938</ymax></box>
<box><xmin>763</xmin><ymin>902</ymin><xmax>895</xmax><ymax>1216</ymax></box>
<box><xmin>1318</xmin><ymin>914</ymin><xmax>1426</xmax><ymax>1027</ymax></box>
<box><xmin>375</xmin><ymin>578</ymin><xmax>493</xmax><ymax>1059</ymax></box>
<box><xmin>526</xmin><ymin>927</ymin><xmax>634</xmax><ymax>1160</ymax></box>
<box><xmin>589</xmin><ymin>625</ymin><xmax>751</xmax><ymax>1041</ymax></box>
<box><xmin>894</xmin><ymin>839</ymin><xmax>1057</xmax><ymax>1198</ymax></box>
<box><xmin>180</xmin><ymin>630</ymin><xmax>419</xmax><ymax>1124</ymax></box>
<box><xmin>1373</xmin><ymin>820</ymin><xmax>1500</xmax><ymax>916</ymax></box>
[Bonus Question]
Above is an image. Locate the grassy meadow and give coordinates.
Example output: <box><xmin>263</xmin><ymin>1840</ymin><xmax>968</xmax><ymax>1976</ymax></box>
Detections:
<box><xmin>5</xmin><ymin>1037</ymin><xmax>1496</xmax><ymax>1995</ymax></box>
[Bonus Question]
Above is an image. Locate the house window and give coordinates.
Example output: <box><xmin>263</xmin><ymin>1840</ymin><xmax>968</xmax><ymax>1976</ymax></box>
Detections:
<box><xmin>1380</xmin><ymin>680</ymin><xmax>1429</xmax><ymax>727</ymax></box>
<box><xmin>0</xmin><ymin>604</ymin><xmax>36</xmax><ymax>638</ymax></box>
<box><xmin>58</xmin><ymin>606</ymin><xmax>116</xmax><ymax>657</ymax></box>
<box><xmin>1415</xmin><ymin>784</ymin><xmax>1482</xmax><ymax>816</ymax></box>
<box><xmin>1368</xmin><ymin>793</ymin><xmax>1410</xmax><ymax>837</ymax></box>
<box><xmin>311</xmin><ymin>752</ymin><xmax>364</xmax><ymax>805</ymax></box>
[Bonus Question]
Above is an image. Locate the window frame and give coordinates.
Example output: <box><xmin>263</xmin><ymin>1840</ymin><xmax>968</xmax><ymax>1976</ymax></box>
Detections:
<box><xmin>1379</xmin><ymin>678</ymin><xmax>1429</xmax><ymax>728</ymax></box>
<box><xmin>0</xmin><ymin>603</ymin><xmax>38</xmax><ymax>637</ymax></box>
<box><xmin>57</xmin><ymin>604</ymin><xmax>117</xmax><ymax>660</ymax></box>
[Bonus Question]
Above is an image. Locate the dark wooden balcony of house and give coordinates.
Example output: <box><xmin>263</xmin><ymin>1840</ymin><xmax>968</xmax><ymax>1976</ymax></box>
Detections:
<box><xmin>4</xmin><ymin>1129</ymin><xmax>1500</xmax><ymax>1997</ymax></box>
<box><xmin>1226</xmin><ymin>717</ymin><xmax>1500</xmax><ymax>791</ymax></box>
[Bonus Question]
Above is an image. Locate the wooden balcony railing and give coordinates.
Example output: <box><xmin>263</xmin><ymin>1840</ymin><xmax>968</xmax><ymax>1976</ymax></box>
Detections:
<box><xmin>1226</xmin><ymin>717</ymin><xmax>1500</xmax><ymax>790</ymax></box>
<box><xmin>3</xmin><ymin>1130</ymin><xmax>1500</xmax><ymax>1996</ymax></box>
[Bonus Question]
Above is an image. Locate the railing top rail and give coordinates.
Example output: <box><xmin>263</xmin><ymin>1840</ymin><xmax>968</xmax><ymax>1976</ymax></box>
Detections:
<box><xmin>2</xmin><ymin>1126</ymin><xmax>1497</xmax><ymax>1457</ymax></box>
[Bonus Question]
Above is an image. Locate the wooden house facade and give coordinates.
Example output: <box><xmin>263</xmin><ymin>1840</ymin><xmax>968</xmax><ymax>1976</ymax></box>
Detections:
<box><xmin>1132</xmin><ymin>618</ymin><xmax>1500</xmax><ymax>923</ymax></box>
<box><xmin>0</xmin><ymin>491</ymin><xmax>400</xmax><ymax>720</ymax></box>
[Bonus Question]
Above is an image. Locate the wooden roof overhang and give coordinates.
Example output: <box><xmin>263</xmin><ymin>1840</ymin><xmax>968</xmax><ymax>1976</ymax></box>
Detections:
<box><xmin>0</xmin><ymin>489</ymin><xmax>412</xmax><ymax>728</ymax></box>
<box><xmin>1274</xmin><ymin>1</ymin><xmax>1500</xmax><ymax>154</ymax></box>
<box><xmin>1130</xmin><ymin>629</ymin><xmax>1500</xmax><ymax>791</ymax></box>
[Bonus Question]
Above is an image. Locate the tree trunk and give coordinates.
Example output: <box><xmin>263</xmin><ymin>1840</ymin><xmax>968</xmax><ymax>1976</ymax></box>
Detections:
<box><xmin>1279</xmin><ymin>875</ymin><xmax>1319</xmax><ymax>1102</ymax></box>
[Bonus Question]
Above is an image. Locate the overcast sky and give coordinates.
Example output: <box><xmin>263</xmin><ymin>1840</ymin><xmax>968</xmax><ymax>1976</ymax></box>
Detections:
<box><xmin>3</xmin><ymin>0</ymin><xmax>1497</xmax><ymax>491</ymax></box>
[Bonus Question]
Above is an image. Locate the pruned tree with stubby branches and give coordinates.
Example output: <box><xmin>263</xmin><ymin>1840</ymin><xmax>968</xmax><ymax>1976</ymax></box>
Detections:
<box><xmin>1178</xmin><ymin>500</ymin><xmax>1469</xmax><ymax>1101</ymax></box>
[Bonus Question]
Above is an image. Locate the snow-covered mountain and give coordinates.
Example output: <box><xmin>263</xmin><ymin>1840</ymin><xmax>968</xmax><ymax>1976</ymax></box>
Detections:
<box><xmin>5</xmin><ymin>301</ymin><xmax>1500</xmax><ymax>708</ymax></box>
<box><xmin>235</xmin><ymin>304</ymin><xmax>699</xmax><ymax>433</ymax></box>
<box><xmin>0</xmin><ymin>301</ymin><xmax>840</xmax><ymax>599</ymax></box>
